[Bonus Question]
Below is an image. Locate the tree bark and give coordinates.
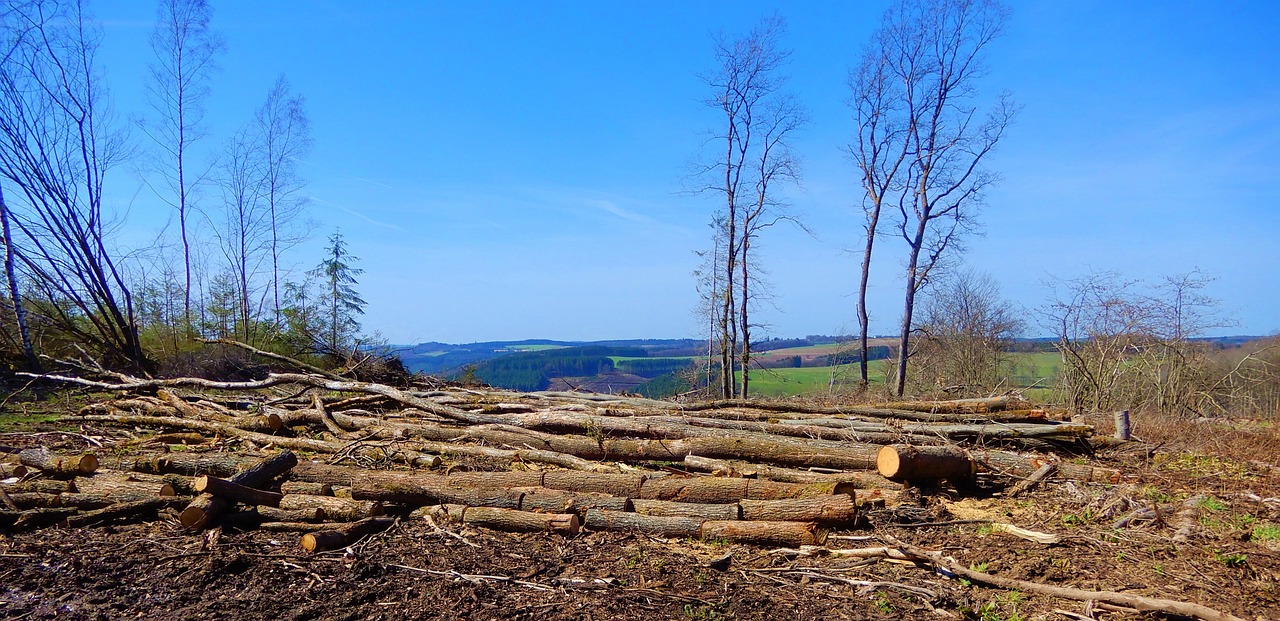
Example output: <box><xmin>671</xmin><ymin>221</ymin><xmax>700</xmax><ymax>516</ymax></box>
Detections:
<box><xmin>584</xmin><ymin>508</ymin><xmax>703</xmax><ymax>538</ymax></box>
<box><xmin>195</xmin><ymin>475</ymin><xmax>284</xmax><ymax>507</ymax></box>
<box><xmin>739</xmin><ymin>496</ymin><xmax>855</xmax><ymax>524</ymax></box>
<box><xmin>300</xmin><ymin>516</ymin><xmax>396</xmax><ymax>553</ymax></box>
<box><xmin>701</xmin><ymin>520</ymin><xmax>824</xmax><ymax>547</ymax></box>
<box><xmin>429</xmin><ymin>504</ymin><xmax>581</xmax><ymax>536</ymax></box>
<box><xmin>18</xmin><ymin>448</ymin><xmax>98</xmax><ymax>477</ymax></box>
<box><xmin>179</xmin><ymin>450</ymin><xmax>297</xmax><ymax>530</ymax></box>
<box><xmin>277</xmin><ymin>494</ymin><xmax>382</xmax><ymax>522</ymax></box>
<box><xmin>631</xmin><ymin>499</ymin><xmax>740</xmax><ymax>520</ymax></box>
<box><xmin>877</xmin><ymin>445</ymin><xmax>976</xmax><ymax>481</ymax></box>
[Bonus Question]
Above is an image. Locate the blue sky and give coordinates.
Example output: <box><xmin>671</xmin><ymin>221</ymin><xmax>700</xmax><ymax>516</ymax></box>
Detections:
<box><xmin>92</xmin><ymin>1</ymin><xmax>1280</xmax><ymax>344</ymax></box>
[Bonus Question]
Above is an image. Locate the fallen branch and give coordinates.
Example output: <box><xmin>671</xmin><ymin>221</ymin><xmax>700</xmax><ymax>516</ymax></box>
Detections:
<box><xmin>882</xmin><ymin>535</ymin><xmax>1245</xmax><ymax>621</ymax></box>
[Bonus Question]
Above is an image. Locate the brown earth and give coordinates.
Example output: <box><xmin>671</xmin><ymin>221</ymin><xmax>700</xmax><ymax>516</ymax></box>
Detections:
<box><xmin>2</xmin><ymin>406</ymin><xmax>1279</xmax><ymax>620</ymax></box>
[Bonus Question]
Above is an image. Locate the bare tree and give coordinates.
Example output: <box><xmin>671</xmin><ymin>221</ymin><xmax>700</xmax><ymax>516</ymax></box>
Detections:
<box><xmin>852</xmin><ymin>0</ymin><xmax>1015</xmax><ymax>397</ymax></box>
<box><xmin>696</xmin><ymin>16</ymin><xmax>805</xmax><ymax>398</ymax></box>
<box><xmin>212</xmin><ymin>125</ymin><xmax>270</xmax><ymax>345</ymax></box>
<box><xmin>1</xmin><ymin>181</ymin><xmax>39</xmax><ymax>370</ymax></box>
<box><xmin>255</xmin><ymin>75</ymin><xmax>311</xmax><ymax>323</ymax></box>
<box><xmin>847</xmin><ymin>18</ymin><xmax>915</xmax><ymax>388</ymax></box>
<box><xmin>0</xmin><ymin>0</ymin><xmax>147</xmax><ymax>371</ymax></box>
<box><xmin>911</xmin><ymin>269</ymin><xmax>1023</xmax><ymax>395</ymax></box>
<box><xmin>141</xmin><ymin>0</ymin><xmax>223</xmax><ymax>335</ymax></box>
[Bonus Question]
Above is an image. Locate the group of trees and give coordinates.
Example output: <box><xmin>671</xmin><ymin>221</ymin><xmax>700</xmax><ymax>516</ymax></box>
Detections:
<box><xmin>696</xmin><ymin>0</ymin><xmax>1013</xmax><ymax>398</ymax></box>
<box><xmin>0</xmin><ymin>0</ymin><xmax>366</xmax><ymax>375</ymax></box>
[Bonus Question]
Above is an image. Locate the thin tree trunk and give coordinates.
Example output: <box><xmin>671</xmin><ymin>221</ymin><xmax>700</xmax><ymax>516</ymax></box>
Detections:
<box><xmin>739</xmin><ymin>233</ymin><xmax>750</xmax><ymax>397</ymax></box>
<box><xmin>0</xmin><ymin>183</ymin><xmax>39</xmax><ymax>371</ymax></box>
<box><xmin>895</xmin><ymin>220</ymin><xmax>928</xmax><ymax>397</ymax></box>
<box><xmin>856</xmin><ymin>210</ymin><xmax>880</xmax><ymax>387</ymax></box>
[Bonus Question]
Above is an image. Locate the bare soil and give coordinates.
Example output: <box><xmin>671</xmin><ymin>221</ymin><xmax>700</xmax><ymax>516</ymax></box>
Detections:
<box><xmin>3</xmin><ymin>405</ymin><xmax>1279</xmax><ymax>620</ymax></box>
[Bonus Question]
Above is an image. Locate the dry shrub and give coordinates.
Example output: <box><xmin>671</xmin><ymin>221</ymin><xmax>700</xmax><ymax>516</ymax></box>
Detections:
<box><xmin>1129</xmin><ymin>409</ymin><xmax>1280</xmax><ymax>467</ymax></box>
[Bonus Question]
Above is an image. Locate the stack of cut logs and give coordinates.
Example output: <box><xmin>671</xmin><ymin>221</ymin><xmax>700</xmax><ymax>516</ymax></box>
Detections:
<box><xmin>1</xmin><ymin>372</ymin><xmax>1121</xmax><ymax>551</ymax></box>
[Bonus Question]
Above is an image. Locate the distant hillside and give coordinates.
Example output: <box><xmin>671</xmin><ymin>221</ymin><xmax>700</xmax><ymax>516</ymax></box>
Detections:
<box><xmin>392</xmin><ymin>339</ymin><xmax>702</xmax><ymax>375</ymax></box>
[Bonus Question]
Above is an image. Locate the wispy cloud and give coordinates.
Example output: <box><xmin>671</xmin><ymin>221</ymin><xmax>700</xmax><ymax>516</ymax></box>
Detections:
<box><xmin>309</xmin><ymin>197</ymin><xmax>405</xmax><ymax>232</ymax></box>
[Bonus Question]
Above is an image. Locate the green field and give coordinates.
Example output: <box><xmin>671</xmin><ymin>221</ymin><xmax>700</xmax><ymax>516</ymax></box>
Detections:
<box><xmin>732</xmin><ymin>352</ymin><xmax>1064</xmax><ymax>399</ymax></box>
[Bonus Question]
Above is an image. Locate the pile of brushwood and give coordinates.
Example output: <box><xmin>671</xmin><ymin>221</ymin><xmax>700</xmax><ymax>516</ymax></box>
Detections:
<box><xmin>0</xmin><ymin>367</ymin><xmax>1253</xmax><ymax>621</ymax></box>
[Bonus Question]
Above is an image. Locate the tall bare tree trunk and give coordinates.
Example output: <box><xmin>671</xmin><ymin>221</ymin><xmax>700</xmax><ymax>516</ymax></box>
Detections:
<box><xmin>0</xmin><ymin>182</ymin><xmax>38</xmax><ymax>371</ymax></box>
<box><xmin>856</xmin><ymin>212</ymin><xmax>879</xmax><ymax>388</ymax></box>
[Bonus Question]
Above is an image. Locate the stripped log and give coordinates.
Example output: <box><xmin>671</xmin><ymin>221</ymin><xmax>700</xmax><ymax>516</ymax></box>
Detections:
<box><xmin>429</xmin><ymin>504</ymin><xmax>581</xmax><ymax>536</ymax></box>
<box><xmin>18</xmin><ymin>448</ymin><xmax>98</xmax><ymax>477</ymax></box>
<box><xmin>701</xmin><ymin>520</ymin><xmax>825</xmax><ymax>547</ymax></box>
<box><xmin>195</xmin><ymin>476</ymin><xmax>284</xmax><ymax>507</ymax></box>
<box><xmin>301</xmin><ymin>516</ymin><xmax>397</xmax><ymax>553</ymax></box>
<box><xmin>877</xmin><ymin>445</ymin><xmax>976</xmax><ymax>481</ymax></box>
<box><xmin>631</xmin><ymin>499</ymin><xmax>740</xmax><ymax>520</ymax></box>
<box><xmin>278</xmin><ymin>494</ymin><xmax>383</xmax><ymax>522</ymax></box>
<box><xmin>739</xmin><ymin>496</ymin><xmax>856</xmax><ymax>524</ymax></box>
<box><xmin>179</xmin><ymin>450</ymin><xmax>298</xmax><ymax>530</ymax></box>
<box><xmin>584</xmin><ymin>508</ymin><xmax>702</xmax><ymax>538</ymax></box>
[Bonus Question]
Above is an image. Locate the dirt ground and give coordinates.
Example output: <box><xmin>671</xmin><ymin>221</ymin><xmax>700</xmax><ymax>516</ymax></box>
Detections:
<box><xmin>2</xmin><ymin>413</ymin><xmax>1279</xmax><ymax>620</ymax></box>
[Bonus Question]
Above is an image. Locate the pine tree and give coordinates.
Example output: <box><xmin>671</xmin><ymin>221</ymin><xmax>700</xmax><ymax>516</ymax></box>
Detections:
<box><xmin>308</xmin><ymin>231</ymin><xmax>365</xmax><ymax>355</ymax></box>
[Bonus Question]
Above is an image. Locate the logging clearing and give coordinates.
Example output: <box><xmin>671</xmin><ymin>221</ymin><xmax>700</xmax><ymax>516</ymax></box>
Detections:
<box><xmin>0</xmin><ymin>371</ymin><xmax>1275</xmax><ymax>620</ymax></box>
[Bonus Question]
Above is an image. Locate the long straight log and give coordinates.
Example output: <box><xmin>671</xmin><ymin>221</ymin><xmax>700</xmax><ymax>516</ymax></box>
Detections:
<box><xmin>349</xmin><ymin>478</ymin><xmax>525</xmax><ymax>509</ymax></box>
<box><xmin>969</xmin><ymin>450</ymin><xmax>1121</xmax><ymax>484</ymax></box>
<box><xmin>682</xmin><ymin>455</ymin><xmax>899</xmax><ymax>489</ymax></box>
<box><xmin>584</xmin><ymin>508</ymin><xmax>702</xmax><ymax>537</ymax></box>
<box><xmin>74</xmin><ymin>476</ymin><xmax>175</xmax><ymax>498</ymax></box>
<box><xmin>179</xmin><ymin>450</ymin><xmax>298</xmax><ymax>530</ymax></box>
<box><xmin>12</xmin><ymin>507</ymin><xmax>78</xmax><ymax>530</ymax></box>
<box><xmin>638</xmin><ymin>477</ymin><xmax>748</xmax><ymax>503</ymax></box>
<box><xmin>738</xmin><ymin>496</ymin><xmax>856</xmax><ymax>524</ymax></box>
<box><xmin>631</xmin><ymin>499</ymin><xmax>740</xmax><ymax>520</ymax></box>
<box><xmin>280</xmin><ymin>481</ymin><xmax>333</xmax><ymax>496</ymax></box>
<box><xmin>511</xmin><ymin>487</ymin><xmax>632</xmax><ymax>513</ymax></box>
<box><xmin>2</xmin><ymin>479</ymin><xmax>76</xmax><ymax>494</ymax></box>
<box><xmin>429</xmin><ymin>504</ymin><xmax>581</xmax><ymax>536</ymax></box>
<box><xmin>301</xmin><ymin>516</ymin><xmax>397</xmax><ymax>553</ymax></box>
<box><xmin>700</xmin><ymin>520</ymin><xmax>824</xmax><ymax>547</ymax></box>
<box><xmin>64</xmin><ymin>498</ymin><xmax>173</xmax><ymax>528</ymax></box>
<box><xmin>4</xmin><ymin>492</ymin><xmax>61</xmax><ymax>509</ymax></box>
<box><xmin>278</xmin><ymin>494</ymin><xmax>383</xmax><ymax>522</ymax></box>
<box><xmin>18</xmin><ymin>448</ymin><xmax>98</xmax><ymax>477</ymax></box>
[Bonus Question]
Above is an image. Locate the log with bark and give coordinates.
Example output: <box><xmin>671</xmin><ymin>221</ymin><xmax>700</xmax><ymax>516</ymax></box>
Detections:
<box><xmin>195</xmin><ymin>475</ymin><xmax>284</xmax><ymax>507</ymax></box>
<box><xmin>18</xmin><ymin>448</ymin><xmax>98</xmax><ymax>477</ymax></box>
<box><xmin>179</xmin><ymin>450</ymin><xmax>298</xmax><ymax>530</ymax></box>
<box><xmin>427</xmin><ymin>504</ymin><xmax>581</xmax><ymax>536</ymax></box>
<box><xmin>300</xmin><ymin>516</ymin><xmax>397</xmax><ymax>553</ymax></box>
<box><xmin>876</xmin><ymin>445</ymin><xmax>977</xmax><ymax>482</ymax></box>
<box><xmin>277</xmin><ymin>494</ymin><xmax>384</xmax><ymax>522</ymax></box>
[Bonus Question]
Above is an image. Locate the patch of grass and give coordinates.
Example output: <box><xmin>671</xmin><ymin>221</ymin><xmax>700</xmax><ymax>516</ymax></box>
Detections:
<box><xmin>1214</xmin><ymin>550</ymin><xmax>1248</xmax><ymax>568</ymax></box>
<box><xmin>1141</xmin><ymin>485</ymin><xmax>1174</xmax><ymax>504</ymax></box>
<box><xmin>1061</xmin><ymin>509</ymin><xmax>1093</xmax><ymax>527</ymax></box>
<box><xmin>1196</xmin><ymin>496</ymin><xmax>1228</xmax><ymax>512</ymax></box>
<box><xmin>0</xmin><ymin>411</ymin><xmax>64</xmax><ymax>431</ymax></box>
<box><xmin>1155</xmin><ymin>453</ymin><xmax>1258</xmax><ymax>481</ymax></box>
<box><xmin>1253</xmin><ymin>524</ymin><xmax>1280</xmax><ymax>542</ymax></box>
<box><xmin>874</xmin><ymin>592</ymin><xmax>894</xmax><ymax>613</ymax></box>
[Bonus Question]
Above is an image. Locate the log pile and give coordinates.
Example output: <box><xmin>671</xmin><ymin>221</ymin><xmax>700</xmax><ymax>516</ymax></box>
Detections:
<box><xmin>1</xmin><ymin>371</ymin><xmax>1120</xmax><ymax>549</ymax></box>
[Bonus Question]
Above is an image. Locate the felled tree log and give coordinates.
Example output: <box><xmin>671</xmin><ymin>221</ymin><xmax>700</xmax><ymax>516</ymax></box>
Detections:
<box><xmin>195</xmin><ymin>475</ymin><xmax>284</xmax><ymax>507</ymax></box>
<box><xmin>877</xmin><ymin>445</ymin><xmax>977</xmax><ymax>481</ymax></box>
<box><xmin>18</xmin><ymin>448</ymin><xmax>98</xmax><ymax>477</ymax></box>
<box><xmin>682</xmin><ymin>455</ymin><xmax>899</xmax><ymax>489</ymax></box>
<box><xmin>541</xmin><ymin>471</ymin><xmax>645</xmax><ymax>497</ymax></box>
<box><xmin>349</xmin><ymin>477</ymin><xmax>525</xmax><ymax>509</ymax></box>
<box><xmin>301</xmin><ymin>516</ymin><xmax>397</xmax><ymax>553</ymax></box>
<box><xmin>969</xmin><ymin>450</ymin><xmax>1121</xmax><ymax>484</ymax></box>
<box><xmin>744</xmin><ymin>479</ymin><xmax>857</xmax><ymax>500</ymax></box>
<box><xmin>428</xmin><ymin>504</ymin><xmax>581</xmax><ymax>536</ymax></box>
<box><xmin>64</xmin><ymin>498</ymin><xmax>177</xmax><ymax>528</ymax></box>
<box><xmin>156</xmin><ymin>389</ymin><xmax>283</xmax><ymax>432</ymax></box>
<box><xmin>739</xmin><ymin>496</ymin><xmax>856</xmax><ymax>524</ymax></box>
<box><xmin>701</xmin><ymin>520</ymin><xmax>825</xmax><ymax>547</ymax></box>
<box><xmin>4</xmin><ymin>492</ymin><xmax>62</xmax><ymax>509</ymax></box>
<box><xmin>637</xmin><ymin>477</ymin><xmax>748</xmax><ymax>503</ymax></box>
<box><xmin>109</xmin><ymin>452</ymin><xmax>250</xmax><ymax>478</ymax></box>
<box><xmin>511</xmin><ymin>487</ymin><xmax>631</xmax><ymax>513</ymax></box>
<box><xmin>869</xmin><ymin>396</ymin><xmax>1022</xmax><ymax>414</ymax></box>
<box><xmin>221</xmin><ymin>506</ymin><xmax>326</xmax><ymax>528</ymax></box>
<box><xmin>280</xmin><ymin>481</ymin><xmax>332</xmax><ymax>496</ymax></box>
<box><xmin>12</xmin><ymin>507</ymin><xmax>78</xmax><ymax>529</ymax></box>
<box><xmin>179</xmin><ymin>450</ymin><xmax>298</xmax><ymax>530</ymax></box>
<box><xmin>631</xmin><ymin>499</ymin><xmax>740</xmax><ymax>520</ymax></box>
<box><xmin>75</xmin><ymin>473</ymin><xmax>177</xmax><ymax>498</ymax></box>
<box><xmin>0</xmin><ymin>463</ymin><xmax>30</xmax><ymax>478</ymax></box>
<box><xmin>278</xmin><ymin>494</ymin><xmax>383</xmax><ymax>522</ymax></box>
<box><xmin>1</xmin><ymin>478</ymin><xmax>76</xmax><ymax>494</ymax></box>
<box><xmin>584</xmin><ymin>508</ymin><xmax>702</xmax><ymax>538</ymax></box>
